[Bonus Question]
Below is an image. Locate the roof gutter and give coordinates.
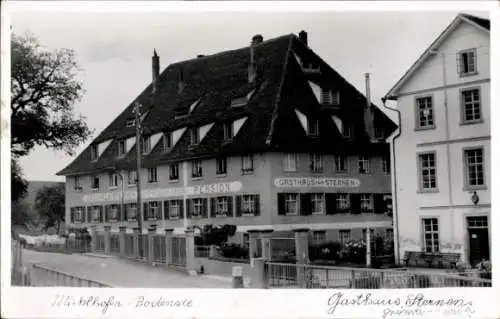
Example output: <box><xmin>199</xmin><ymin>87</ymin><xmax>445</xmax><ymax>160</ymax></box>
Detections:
<box><xmin>382</xmin><ymin>97</ymin><xmax>401</xmax><ymax>264</ymax></box>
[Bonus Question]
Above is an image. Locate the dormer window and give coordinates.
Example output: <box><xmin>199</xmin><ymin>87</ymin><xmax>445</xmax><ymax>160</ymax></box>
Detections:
<box><xmin>374</xmin><ymin>126</ymin><xmax>385</xmax><ymax>140</ymax></box>
<box><xmin>126</xmin><ymin>119</ymin><xmax>135</xmax><ymax>128</ymax></box>
<box><xmin>321</xmin><ymin>88</ymin><xmax>340</xmax><ymax>105</ymax></box>
<box><xmin>163</xmin><ymin>133</ymin><xmax>172</xmax><ymax>152</ymax></box>
<box><xmin>302</xmin><ymin>60</ymin><xmax>321</xmax><ymax>73</ymax></box>
<box><xmin>141</xmin><ymin>136</ymin><xmax>151</xmax><ymax>154</ymax></box>
<box><xmin>231</xmin><ymin>89</ymin><xmax>255</xmax><ymax>107</ymax></box>
<box><xmin>90</xmin><ymin>145</ymin><xmax>98</xmax><ymax>161</ymax></box>
<box><xmin>223</xmin><ymin>122</ymin><xmax>233</xmax><ymax>141</ymax></box>
<box><xmin>308</xmin><ymin>118</ymin><xmax>320</xmax><ymax>137</ymax></box>
<box><xmin>343</xmin><ymin>125</ymin><xmax>352</xmax><ymax>139</ymax></box>
<box><xmin>189</xmin><ymin>98</ymin><xmax>201</xmax><ymax>114</ymax></box>
<box><xmin>190</xmin><ymin>127</ymin><xmax>200</xmax><ymax>145</ymax></box>
<box><xmin>117</xmin><ymin>139</ymin><xmax>126</xmax><ymax>157</ymax></box>
<box><xmin>174</xmin><ymin>108</ymin><xmax>189</xmax><ymax>119</ymax></box>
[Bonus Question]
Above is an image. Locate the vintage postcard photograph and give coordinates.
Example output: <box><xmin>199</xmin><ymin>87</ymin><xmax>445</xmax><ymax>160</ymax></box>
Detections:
<box><xmin>1</xmin><ymin>1</ymin><xmax>498</xmax><ymax>318</ymax></box>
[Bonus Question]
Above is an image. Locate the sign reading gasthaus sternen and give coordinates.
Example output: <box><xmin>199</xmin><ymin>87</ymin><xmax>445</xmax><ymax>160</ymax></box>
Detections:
<box><xmin>82</xmin><ymin>182</ymin><xmax>242</xmax><ymax>203</ymax></box>
<box><xmin>274</xmin><ymin>177</ymin><xmax>360</xmax><ymax>188</ymax></box>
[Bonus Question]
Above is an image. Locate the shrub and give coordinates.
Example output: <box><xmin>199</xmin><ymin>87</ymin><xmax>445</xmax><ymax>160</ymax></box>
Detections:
<box><xmin>476</xmin><ymin>260</ymin><xmax>492</xmax><ymax>280</ymax></box>
<box><xmin>309</xmin><ymin>241</ymin><xmax>341</xmax><ymax>262</ymax></box>
<box><xmin>219</xmin><ymin>243</ymin><xmax>249</xmax><ymax>259</ymax></box>
<box><xmin>340</xmin><ymin>239</ymin><xmax>366</xmax><ymax>264</ymax></box>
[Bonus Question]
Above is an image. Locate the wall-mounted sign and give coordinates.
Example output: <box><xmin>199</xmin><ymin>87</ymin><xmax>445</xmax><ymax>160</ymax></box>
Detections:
<box><xmin>274</xmin><ymin>177</ymin><xmax>360</xmax><ymax>188</ymax></box>
<box><xmin>82</xmin><ymin>181</ymin><xmax>242</xmax><ymax>203</ymax></box>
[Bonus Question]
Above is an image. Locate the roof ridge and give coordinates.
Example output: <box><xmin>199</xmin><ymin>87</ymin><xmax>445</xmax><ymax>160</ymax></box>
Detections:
<box><xmin>265</xmin><ymin>34</ymin><xmax>295</xmax><ymax>145</ymax></box>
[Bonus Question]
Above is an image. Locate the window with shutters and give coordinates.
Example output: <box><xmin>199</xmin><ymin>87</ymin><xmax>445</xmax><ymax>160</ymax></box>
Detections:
<box><xmin>146</xmin><ymin>201</ymin><xmax>159</xmax><ymax>220</ymax></box>
<box><xmin>127</xmin><ymin>170</ymin><xmax>137</xmax><ymax>186</ymax></box>
<box><xmin>74</xmin><ymin>207</ymin><xmax>84</xmax><ymax>223</ymax></box>
<box><xmin>74</xmin><ymin>176</ymin><xmax>82</xmax><ymax>192</ymax></box>
<box><xmin>336</xmin><ymin>194</ymin><xmax>350</xmax><ymax>212</ymax></box>
<box><xmin>360</xmin><ymin>194</ymin><xmax>374</xmax><ymax>212</ymax></box>
<box><xmin>241</xmin><ymin>154</ymin><xmax>254</xmax><ymax>174</ymax></box>
<box><xmin>91</xmin><ymin>175</ymin><xmax>100</xmax><ymax>190</ymax></box>
<box><xmin>358</xmin><ymin>156</ymin><xmax>370</xmax><ymax>174</ymax></box>
<box><xmin>285</xmin><ymin>193</ymin><xmax>299</xmax><ymax>216</ymax></box>
<box><xmin>382</xmin><ymin>155</ymin><xmax>391</xmax><ymax>175</ymax></box>
<box><xmin>283</xmin><ymin>153</ymin><xmax>298</xmax><ymax>172</ymax></box>
<box><xmin>118</xmin><ymin>139</ymin><xmax>126</xmax><ymax>157</ymax></box>
<box><xmin>191</xmin><ymin>160</ymin><xmax>203</xmax><ymax>179</ymax></box>
<box><xmin>169</xmin><ymin>163</ymin><xmax>179</xmax><ymax>181</ymax></box>
<box><xmin>415</xmin><ymin>96</ymin><xmax>434</xmax><ymax>129</ymax></box>
<box><xmin>215</xmin><ymin>197</ymin><xmax>229</xmax><ymax>217</ymax></box>
<box><xmin>464</xmin><ymin>148</ymin><xmax>484</xmax><ymax>188</ymax></box>
<box><xmin>312</xmin><ymin>231</ymin><xmax>326</xmax><ymax>245</ymax></box>
<box><xmin>418</xmin><ymin>152</ymin><xmax>437</xmax><ymax>190</ymax></box>
<box><xmin>461</xmin><ymin>88</ymin><xmax>481</xmax><ymax>123</ymax></box>
<box><xmin>90</xmin><ymin>145</ymin><xmax>98</xmax><ymax>161</ymax></box>
<box><xmin>422</xmin><ymin>218</ymin><xmax>439</xmax><ymax>253</ymax></box>
<box><xmin>163</xmin><ymin>133</ymin><xmax>172</xmax><ymax>152</ymax></box>
<box><xmin>309</xmin><ymin>153</ymin><xmax>323</xmax><ymax>173</ymax></box>
<box><xmin>458</xmin><ymin>48</ymin><xmax>477</xmax><ymax>76</ymax></box>
<box><xmin>223</xmin><ymin>122</ymin><xmax>233</xmax><ymax>141</ymax></box>
<box><xmin>216</xmin><ymin>157</ymin><xmax>227</xmax><ymax>176</ymax></box>
<box><xmin>109</xmin><ymin>173</ymin><xmax>118</xmax><ymax>188</ymax></box>
<box><xmin>241</xmin><ymin>195</ymin><xmax>257</xmax><ymax>216</ymax></box>
<box><xmin>91</xmin><ymin>206</ymin><xmax>102</xmax><ymax>223</ymax></box>
<box><xmin>126</xmin><ymin>203</ymin><xmax>137</xmax><ymax>221</ymax></box>
<box><xmin>339</xmin><ymin>230</ymin><xmax>351</xmax><ymax>245</ymax></box>
<box><xmin>307</xmin><ymin>118</ymin><xmax>320</xmax><ymax>137</ymax></box>
<box><xmin>168</xmin><ymin>200</ymin><xmax>180</xmax><ymax>219</ymax></box>
<box><xmin>192</xmin><ymin>198</ymin><xmax>204</xmax><ymax>218</ymax></box>
<box><xmin>311</xmin><ymin>193</ymin><xmax>325</xmax><ymax>215</ymax></box>
<box><xmin>148</xmin><ymin>167</ymin><xmax>158</xmax><ymax>183</ymax></box>
<box><xmin>334</xmin><ymin>155</ymin><xmax>348</xmax><ymax>173</ymax></box>
<box><xmin>108</xmin><ymin>205</ymin><xmax>119</xmax><ymax>221</ymax></box>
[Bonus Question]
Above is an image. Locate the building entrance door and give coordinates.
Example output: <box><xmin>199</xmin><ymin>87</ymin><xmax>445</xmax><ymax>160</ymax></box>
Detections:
<box><xmin>467</xmin><ymin>216</ymin><xmax>489</xmax><ymax>267</ymax></box>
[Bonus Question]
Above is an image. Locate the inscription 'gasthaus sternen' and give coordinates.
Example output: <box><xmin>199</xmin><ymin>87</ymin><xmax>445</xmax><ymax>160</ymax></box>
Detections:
<box><xmin>274</xmin><ymin>177</ymin><xmax>360</xmax><ymax>188</ymax></box>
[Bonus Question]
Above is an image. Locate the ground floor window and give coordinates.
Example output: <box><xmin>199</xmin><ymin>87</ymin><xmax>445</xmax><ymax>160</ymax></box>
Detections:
<box><xmin>90</xmin><ymin>206</ymin><xmax>102</xmax><ymax>223</ymax></box>
<box><xmin>126</xmin><ymin>203</ymin><xmax>137</xmax><ymax>221</ymax></box>
<box><xmin>311</xmin><ymin>193</ymin><xmax>325</xmax><ymax>215</ymax></box>
<box><xmin>190</xmin><ymin>198</ymin><xmax>207</xmax><ymax>218</ymax></box>
<box><xmin>109</xmin><ymin>204</ymin><xmax>119</xmax><ymax>221</ymax></box>
<box><xmin>339</xmin><ymin>229</ymin><xmax>351</xmax><ymax>245</ymax></box>
<box><xmin>312</xmin><ymin>231</ymin><xmax>326</xmax><ymax>245</ymax></box>
<box><xmin>146</xmin><ymin>201</ymin><xmax>159</xmax><ymax>220</ymax></box>
<box><xmin>336</xmin><ymin>194</ymin><xmax>350</xmax><ymax>212</ymax></box>
<box><xmin>238</xmin><ymin>194</ymin><xmax>259</xmax><ymax>216</ymax></box>
<box><xmin>284</xmin><ymin>193</ymin><xmax>299</xmax><ymax>215</ymax></box>
<box><xmin>360</xmin><ymin>194</ymin><xmax>374</xmax><ymax>212</ymax></box>
<box><xmin>422</xmin><ymin>218</ymin><xmax>439</xmax><ymax>253</ymax></box>
<box><xmin>165</xmin><ymin>200</ymin><xmax>181</xmax><ymax>219</ymax></box>
<box><xmin>213</xmin><ymin>196</ymin><xmax>231</xmax><ymax>217</ymax></box>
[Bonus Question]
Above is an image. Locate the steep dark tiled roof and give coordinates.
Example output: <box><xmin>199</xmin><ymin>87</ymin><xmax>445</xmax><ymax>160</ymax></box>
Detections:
<box><xmin>58</xmin><ymin>33</ymin><xmax>396</xmax><ymax>176</ymax></box>
<box><xmin>462</xmin><ymin>13</ymin><xmax>490</xmax><ymax>30</ymax></box>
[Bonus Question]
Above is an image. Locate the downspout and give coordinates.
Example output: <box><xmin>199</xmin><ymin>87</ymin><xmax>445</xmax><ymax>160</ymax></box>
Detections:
<box><xmin>382</xmin><ymin>98</ymin><xmax>401</xmax><ymax>264</ymax></box>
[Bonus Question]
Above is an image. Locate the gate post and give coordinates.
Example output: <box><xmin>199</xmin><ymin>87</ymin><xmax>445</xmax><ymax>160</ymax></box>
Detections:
<box><xmin>119</xmin><ymin>226</ymin><xmax>127</xmax><ymax>257</ymax></box>
<box><xmin>148</xmin><ymin>226</ymin><xmax>156</xmax><ymax>264</ymax></box>
<box><xmin>294</xmin><ymin>228</ymin><xmax>310</xmax><ymax>288</ymax></box>
<box><xmin>250</xmin><ymin>257</ymin><xmax>268</xmax><ymax>288</ymax></box>
<box><xmin>247</xmin><ymin>230</ymin><xmax>260</xmax><ymax>259</ymax></box>
<box><xmin>90</xmin><ymin>225</ymin><xmax>97</xmax><ymax>253</ymax></box>
<box><xmin>164</xmin><ymin>228</ymin><xmax>174</xmax><ymax>267</ymax></box>
<box><xmin>132</xmin><ymin>227</ymin><xmax>140</xmax><ymax>260</ymax></box>
<box><xmin>260</xmin><ymin>229</ymin><xmax>274</xmax><ymax>260</ymax></box>
<box><xmin>103</xmin><ymin>226</ymin><xmax>111</xmax><ymax>255</ymax></box>
<box><xmin>185</xmin><ymin>228</ymin><xmax>196</xmax><ymax>275</ymax></box>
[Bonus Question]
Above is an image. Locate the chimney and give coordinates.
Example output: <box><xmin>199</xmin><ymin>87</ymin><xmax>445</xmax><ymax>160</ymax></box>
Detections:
<box><xmin>178</xmin><ymin>67</ymin><xmax>184</xmax><ymax>95</ymax></box>
<box><xmin>364</xmin><ymin>73</ymin><xmax>374</xmax><ymax>138</ymax></box>
<box><xmin>251</xmin><ymin>34</ymin><xmax>263</xmax><ymax>46</ymax></box>
<box><xmin>248</xmin><ymin>46</ymin><xmax>256</xmax><ymax>83</ymax></box>
<box><xmin>152</xmin><ymin>49</ymin><xmax>160</xmax><ymax>93</ymax></box>
<box><xmin>197</xmin><ymin>54</ymin><xmax>205</xmax><ymax>58</ymax></box>
<box><xmin>299</xmin><ymin>30</ymin><xmax>308</xmax><ymax>46</ymax></box>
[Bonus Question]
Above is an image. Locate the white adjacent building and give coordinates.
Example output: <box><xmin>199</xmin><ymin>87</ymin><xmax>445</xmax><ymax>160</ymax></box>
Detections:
<box><xmin>383</xmin><ymin>13</ymin><xmax>490</xmax><ymax>266</ymax></box>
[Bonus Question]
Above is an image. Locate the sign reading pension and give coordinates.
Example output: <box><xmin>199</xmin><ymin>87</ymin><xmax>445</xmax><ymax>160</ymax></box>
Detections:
<box><xmin>82</xmin><ymin>181</ymin><xmax>242</xmax><ymax>203</ymax></box>
<box><xmin>274</xmin><ymin>177</ymin><xmax>360</xmax><ymax>188</ymax></box>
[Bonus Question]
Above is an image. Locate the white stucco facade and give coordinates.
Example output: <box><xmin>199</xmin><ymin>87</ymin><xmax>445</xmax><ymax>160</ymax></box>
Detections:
<box><xmin>387</xmin><ymin>16</ymin><xmax>490</xmax><ymax>266</ymax></box>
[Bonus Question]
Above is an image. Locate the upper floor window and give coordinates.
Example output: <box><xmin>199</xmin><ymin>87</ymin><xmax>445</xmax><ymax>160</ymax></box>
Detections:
<box><xmin>190</xmin><ymin>127</ymin><xmax>200</xmax><ymax>146</ymax></box>
<box><xmin>321</xmin><ymin>88</ymin><xmax>340</xmax><ymax>105</ymax></box>
<box><xmin>91</xmin><ymin>175</ymin><xmax>100</xmax><ymax>190</ymax></box>
<box><xmin>109</xmin><ymin>172</ymin><xmax>118</xmax><ymax>188</ymax></box>
<box><xmin>334</xmin><ymin>155</ymin><xmax>348</xmax><ymax>173</ymax></box>
<box><xmin>358</xmin><ymin>156</ymin><xmax>370</xmax><ymax>174</ymax></box>
<box><xmin>191</xmin><ymin>160</ymin><xmax>203</xmax><ymax>178</ymax></box>
<box><xmin>461</xmin><ymin>88</ymin><xmax>481</xmax><ymax>123</ymax></box>
<box><xmin>223</xmin><ymin>122</ymin><xmax>233</xmax><ymax>141</ymax></box>
<box><xmin>310</xmin><ymin>153</ymin><xmax>323</xmax><ymax>173</ymax></box>
<box><xmin>241</xmin><ymin>154</ymin><xmax>254</xmax><ymax>174</ymax></box>
<box><xmin>283</xmin><ymin>153</ymin><xmax>297</xmax><ymax>172</ymax></box>
<box><xmin>163</xmin><ymin>133</ymin><xmax>172</xmax><ymax>152</ymax></box>
<box><xmin>74</xmin><ymin>176</ymin><xmax>82</xmax><ymax>192</ymax></box>
<box><xmin>117</xmin><ymin>139</ymin><xmax>126</xmax><ymax>157</ymax></box>
<box><xmin>308</xmin><ymin>118</ymin><xmax>320</xmax><ymax>137</ymax></box>
<box><xmin>90</xmin><ymin>145</ymin><xmax>98</xmax><ymax>161</ymax></box>
<box><xmin>418</xmin><ymin>153</ymin><xmax>437</xmax><ymax>190</ymax></box>
<box><xmin>458</xmin><ymin>48</ymin><xmax>477</xmax><ymax>76</ymax></box>
<box><xmin>169</xmin><ymin>163</ymin><xmax>179</xmax><ymax>181</ymax></box>
<box><xmin>216</xmin><ymin>157</ymin><xmax>227</xmax><ymax>176</ymax></box>
<box><xmin>141</xmin><ymin>136</ymin><xmax>151</xmax><ymax>154</ymax></box>
<box><xmin>127</xmin><ymin>170</ymin><xmax>137</xmax><ymax>186</ymax></box>
<box><xmin>416</xmin><ymin>96</ymin><xmax>434</xmax><ymax>129</ymax></box>
<box><xmin>147</xmin><ymin>167</ymin><xmax>158</xmax><ymax>183</ymax></box>
<box><xmin>464</xmin><ymin>148</ymin><xmax>484</xmax><ymax>188</ymax></box>
<box><xmin>382</xmin><ymin>155</ymin><xmax>391</xmax><ymax>175</ymax></box>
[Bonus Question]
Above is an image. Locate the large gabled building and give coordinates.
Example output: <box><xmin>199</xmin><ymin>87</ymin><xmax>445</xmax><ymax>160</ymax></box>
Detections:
<box><xmin>58</xmin><ymin>31</ymin><xmax>397</xmax><ymax>244</ymax></box>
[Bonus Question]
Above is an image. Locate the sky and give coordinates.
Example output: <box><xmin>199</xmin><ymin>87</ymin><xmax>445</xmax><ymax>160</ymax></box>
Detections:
<box><xmin>8</xmin><ymin>3</ymin><xmax>491</xmax><ymax>182</ymax></box>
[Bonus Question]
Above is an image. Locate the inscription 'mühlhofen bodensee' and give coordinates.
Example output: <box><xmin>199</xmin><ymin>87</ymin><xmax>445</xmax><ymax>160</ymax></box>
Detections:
<box><xmin>327</xmin><ymin>292</ymin><xmax>473</xmax><ymax>316</ymax></box>
<box><xmin>52</xmin><ymin>294</ymin><xmax>193</xmax><ymax>314</ymax></box>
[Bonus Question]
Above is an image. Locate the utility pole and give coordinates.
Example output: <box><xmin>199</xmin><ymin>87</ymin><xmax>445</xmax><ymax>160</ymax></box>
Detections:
<box><xmin>134</xmin><ymin>101</ymin><xmax>144</xmax><ymax>258</ymax></box>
